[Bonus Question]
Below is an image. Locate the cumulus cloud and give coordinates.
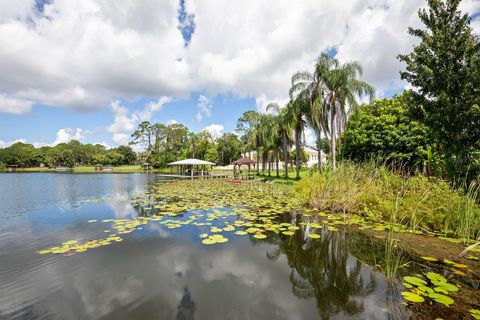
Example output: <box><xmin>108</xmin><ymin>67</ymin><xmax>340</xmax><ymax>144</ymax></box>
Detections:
<box><xmin>53</xmin><ymin>128</ymin><xmax>89</xmax><ymax>145</ymax></box>
<box><xmin>166</xmin><ymin>119</ymin><xmax>178</xmax><ymax>125</ymax></box>
<box><xmin>0</xmin><ymin>0</ymin><xmax>479</xmax><ymax>115</ymax></box>
<box><xmin>203</xmin><ymin>124</ymin><xmax>224</xmax><ymax>138</ymax></box>
<box><xmin>106</xmin><ymin>101</ymin><xmax>139</xmax><ymax>146</ymax></box>
<box><xmin>196</xmin><ymin>95</ymin><xmax>212</xmax><ymax>122</ymax></box>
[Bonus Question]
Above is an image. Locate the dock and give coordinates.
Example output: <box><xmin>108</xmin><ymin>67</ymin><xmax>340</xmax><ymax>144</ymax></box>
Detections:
<box><xmin>156</xmin><ymin>174</ymin><xmax>229</xmax><ymax>179</ymax></box>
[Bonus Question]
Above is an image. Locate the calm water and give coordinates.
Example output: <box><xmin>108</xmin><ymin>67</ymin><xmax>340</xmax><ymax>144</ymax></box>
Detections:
<box><xmin>0</xmin><ymin>173</ymin><xmax>402</xmax><ymax>320</ymax></box>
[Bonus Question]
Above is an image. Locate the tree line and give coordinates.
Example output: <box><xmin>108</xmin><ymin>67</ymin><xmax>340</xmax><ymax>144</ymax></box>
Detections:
<box><xmin>0</xmin><ymin>140</ymin><xmax>137</xmax><ymax>168</ymax></box>
<box><xmin>129</xmin><ymin>121</ymin><xmax>243</xmax><ymax>167</ymax></box>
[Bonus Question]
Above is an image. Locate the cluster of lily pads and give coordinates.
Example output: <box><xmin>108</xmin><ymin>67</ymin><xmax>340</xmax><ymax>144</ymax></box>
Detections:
<box><xmin>37</xmin><ymin>181</ymin><xmax>335</xmax><ymax>255</ymax></box>
<box><xmin>401</xmin><ymin>272</ymin><xmax>458</xmax><ymax>306</ymax></box>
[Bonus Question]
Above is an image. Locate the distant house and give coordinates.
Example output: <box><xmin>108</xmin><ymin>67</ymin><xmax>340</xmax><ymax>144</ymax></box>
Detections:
<box><xmin>242</xmin><ymin>146</ymin><xmax>327</xmax><ymax>169</ymax></box>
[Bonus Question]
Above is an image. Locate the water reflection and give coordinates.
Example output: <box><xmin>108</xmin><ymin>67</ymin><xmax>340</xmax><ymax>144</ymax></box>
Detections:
<box><xmin>263</xmin><ymin>214</ymin><xmax>387</xmax><ymax>320</ymax></box>
<box><xmin>176</xmin><ymin>287</ymin><xmax>196</xmax><ymax>320</ymax></box>
<box><xmin>0</xmin><ymin>174</ymin><xmax>399</xmax><ymax>320</ymax></box>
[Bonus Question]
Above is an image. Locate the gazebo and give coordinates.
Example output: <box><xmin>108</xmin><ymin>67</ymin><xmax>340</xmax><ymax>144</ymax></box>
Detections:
<box><xmin>168</xmin><ymin>159</ymin><xmax>216</xmax><ymax>179</ymax></box>
<box><xmin>232</xmin><ymin>157</ymin><xmax>256</xmax><ymax>179</ymax></box>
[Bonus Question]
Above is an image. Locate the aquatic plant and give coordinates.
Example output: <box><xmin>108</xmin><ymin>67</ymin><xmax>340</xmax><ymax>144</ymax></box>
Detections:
<box><xmin>297</xmin><ymin>162</ymin><xmax>480</xmax><ymax>243</ymax></box>
<box><xmin>401</xmin><ymin>272</ymin><xmax>459</xmax><ymax>307</ymax></box>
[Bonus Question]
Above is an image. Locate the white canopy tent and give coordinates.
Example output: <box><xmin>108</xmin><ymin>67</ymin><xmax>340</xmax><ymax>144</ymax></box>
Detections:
<box><xmin>167</xmin><ymin>158</ymin><xmax>216</xmax><ymax>178</ymax></box>
<box><xmin>168</xmin><ymin>159</ymin><xmax>216</xmax><ymax>166</ymax></box>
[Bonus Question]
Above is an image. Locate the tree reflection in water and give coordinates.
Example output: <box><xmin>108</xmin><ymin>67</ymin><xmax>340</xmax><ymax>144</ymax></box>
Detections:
<box><xmin>265</xmin><ymin>214</ymin><xmax>377</xmax><ymax>320</ymax></box>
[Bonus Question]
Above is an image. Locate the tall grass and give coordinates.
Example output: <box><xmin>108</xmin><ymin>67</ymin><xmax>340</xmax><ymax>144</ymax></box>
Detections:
<box><xmin>297</xmin><ymin>161</ymin><xmax>480</xmax><ymax>243</ymax></box>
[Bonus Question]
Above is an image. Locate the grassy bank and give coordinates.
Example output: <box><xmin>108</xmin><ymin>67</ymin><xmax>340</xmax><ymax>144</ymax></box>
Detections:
<box><xmin>297</xmin><ymin>162</ymin><xmax>480</xmax><ymax>243</ymax></box>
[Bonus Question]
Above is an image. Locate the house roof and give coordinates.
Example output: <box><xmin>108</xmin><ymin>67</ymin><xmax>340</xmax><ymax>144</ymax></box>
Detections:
<box><xmin>168</xmin><ymin>159</ymin><xmax>216</xmax><ymax>166</ymax></box>
<box><xmin>232</xmin><ymin>157</ymin><xmax>256</xmax><ymax>165</ymax></box>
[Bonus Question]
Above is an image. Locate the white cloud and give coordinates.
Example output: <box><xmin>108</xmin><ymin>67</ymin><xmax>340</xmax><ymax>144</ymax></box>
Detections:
<box><xmin>0</xmin><ymin>0</ymin><xmax>479</xmax><ymax>114</ymax></box>
<box><xmin>166</xmin><ymin>119</ymin><xmax>178</xmax><ymax>125</ymax></box>
<box><xmin>53</xmin><ymin>128</ymin><xmax>89</xmax><ymax>145</ymax></box>
<box><xmin>0</xmin><ymin>94</ymin><xmax>32</xmax><ymax>114</ymax></box>
<box><xmin>0</xmin><ymin>138</ymin><xmax>27</xmax><ymax>148</ymax></box>
<box><xmin>203</xmin><ymin>124</ymin><xmax>224</xmax><ymax>138</ymax></box>
<box><xmin>196</xmin><ymin>95</ymin><xmax>212</xmax><ymax>122</ymax></box>
<box><xmin>137</xmin><ymin>97</ymin><xmax>171</xmax><ymax>121</ymax></box>
<box><xmin>106</xmin><ymin>101</ymin><xmax>138</xmax><ymax>145</ymax></box>
<box><xmin>255</xmin><ymin>94</ymin><xmax>289</xmax><ymax>114</ymax></box>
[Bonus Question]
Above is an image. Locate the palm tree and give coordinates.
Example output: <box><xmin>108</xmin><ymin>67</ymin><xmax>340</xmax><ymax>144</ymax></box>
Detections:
<box><xmin>291</xmin><ymin>53</ymin><xmax>374</xmax><ymax>171</ymax></box>
<box><xmin>266</xmin><ymin>103</ymin><xmax>294</xmax><ymax>178</ymax></box>
<box><xmin>286</xmin><ymin>93</ymin><xmax>309</xmax><ymax>179</ymax></box>
<box><xmin>290</xmin><ymin>53</ymin><xmax>333</xmax><ymax>172</ymax></box>
<box><xmin>324</xmin><ymin>61</ymin><xmax>374</xmax><ymax>170</ymax></box>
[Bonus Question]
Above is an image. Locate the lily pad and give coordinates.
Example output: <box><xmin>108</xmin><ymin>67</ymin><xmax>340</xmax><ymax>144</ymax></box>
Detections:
<box><xmin>401</xmin><ymin>291</ymin><xmax>425</xmax><ymax>303</ymax></box>
<box><xmin>427</xmin><ymin>293</ymin><xmax>454</xmax><ymax>306</ymax></box>
<box><xmin>470</xmin><ymin>309</ymin><xmax>480</xmax><ymax>320</ymax></box>
<box><xmin>403</xmin><ymin>276</ymin><xmax>427</xmax><ymax>287</ymax></box>
<box><xmin>307</xmin><ymin>234</ymin><xmax>321</xmax><ymax>239</ymax></box>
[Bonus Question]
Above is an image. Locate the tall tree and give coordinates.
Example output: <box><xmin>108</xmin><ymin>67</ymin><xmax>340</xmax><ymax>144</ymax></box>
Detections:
<box><xmin>266</xmin><ymin>103</ymin><xmax>294</xmax><ymax>178</ymax></box>
<box><xmin>236</xmin><ymin>110</ymin><xmax>262</xmax><ymax>173</ymax></box>
<box><xmin>286</xmin><ymin>94</ymin><xmax>308</xmax><ymax>179</ymax></box>
<box><xmin>290</xmin><ymin>53</ymin><xmax>333</xmax><ymax>172</ymax></box>
<box><xmin>398</xmin><ymin>0</ymin><xmax>480</xmax><ymax>180</ymax></box>
<box><xmin>323</xmin><ymin>58</ymin><xmax>374</xmax><ymax>170</ymax></box>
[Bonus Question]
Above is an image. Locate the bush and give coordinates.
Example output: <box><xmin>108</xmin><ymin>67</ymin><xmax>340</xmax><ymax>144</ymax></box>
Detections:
<box><xmin>297</xmin><ymin>162</ymin><xmax>480</xmax><ymax>241</ymax></box>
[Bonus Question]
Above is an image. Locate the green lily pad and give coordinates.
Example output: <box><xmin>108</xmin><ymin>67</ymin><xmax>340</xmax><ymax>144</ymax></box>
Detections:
<box><xmin>433</xmin><ymin>287</ymin><xmax>449</xmax><ymax>294</ymax></box>
<box><xmin>403</xmin><ymin>276</ymin><xmax>427</xmax><ymax>287</ymax></box>
<box><xmin>417</xmin><ymin>285</ymin><xmax>434</xmax><ymax>294</ymax></box>
<box><xmin>307</xmin><ymin>234</ymin><xmax>321</xmax><ymax>239</ymax></box>
<box><xmin>427</xmin><ymin>293</ymin><xmax>454</xmax><ymax>306</ymax></box>
<box><xmin>436</xmin><ymin>282</ymin><xmax>458</xmax><ymax>292</ymax></box>
<box><xmin>426</xmin><ymin>272</ymin><xmax>447</xmax><ymax>283</ymax></box>
<box><xmin>282</xmin><ymin>231</ymin><xmax>294</xmax><ymax>236</ymax></box>
<box><xmin>401</xmin><ymin>291</ymin><xmax>425</xmax><ymax>303</ymax></box>
<box><xmin>202</xmin><ymin>238</ymin><xmax>217</xmax><ymax>245</ymax></box>
<box><xmin>253</xmin><ymin>234</ymin><xmax>267</xmax><ymax>239</ymax></box>
<box><xmin>470</xmin><ymin>309</ymin><xmax>480</xmax><ymax>320</ymax></box>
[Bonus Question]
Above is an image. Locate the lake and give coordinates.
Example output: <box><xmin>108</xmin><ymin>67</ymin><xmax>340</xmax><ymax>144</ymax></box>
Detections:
<box><xmin>0</xmin><ymin>173</ymin><xmax>405</xmax><ymax>320</ymax></box>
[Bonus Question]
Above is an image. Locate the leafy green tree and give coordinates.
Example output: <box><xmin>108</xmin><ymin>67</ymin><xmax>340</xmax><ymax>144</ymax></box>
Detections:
<box><xmin>1</xmin><ymin>142</ymin><xmax>36</xmax><ymax>166</ymax></box>
<box><xmin>114</xmin><ymin>145</ymin><xmax>137</xmax><ymax>164</ymax></box>
<box><xmin>343</xmin><ymin>95</ymin><xmax>433</xmax><ymax>171</ymax></box>
<box><xmin>398</xmin><ymin>0</ymin><xmax>480</xmax><ymax>180</ymax></box>
<box><xmin>216</xmin><ymin>133</ymin><xmax>242</xmax><ymax>165</ymax></box>
<box><xmin>236</xmin><ymin>110</ymin><xmax>262</xmax><ymax>172</ymax></box>
<box><xmin>130</xmin><ymin>121</ymin><xmax>154</xmax><ymax>155</ymax></box>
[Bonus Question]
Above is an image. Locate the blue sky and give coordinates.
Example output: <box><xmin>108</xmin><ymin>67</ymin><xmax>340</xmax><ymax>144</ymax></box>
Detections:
<box><xmin>0</xmin><ymin>0</ymin><xmax>479</xmax><ymax>148</ymax></box>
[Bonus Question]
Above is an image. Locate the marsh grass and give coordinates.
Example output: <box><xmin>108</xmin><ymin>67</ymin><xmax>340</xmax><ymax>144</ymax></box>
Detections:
<box><xmin>384</xmin><ymin>195</ymin><xmax>405</xmax><ymax>281</ymax></box>
<box><xmin>297</xmin><ymin>161</ymin><xmax>480</xmax><ymax>243</ymax></box>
